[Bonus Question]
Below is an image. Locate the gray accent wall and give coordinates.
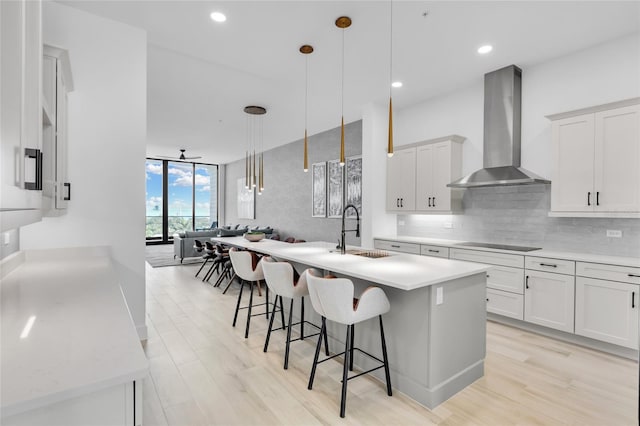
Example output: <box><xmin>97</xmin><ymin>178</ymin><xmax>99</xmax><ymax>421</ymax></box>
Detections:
<box><xmin>224</xmin><ymin>121</ymin><xmax>362</xmax><ymax>245</ymax></box>
<box><xmin>398</xmin><ymin>185</ymin><xmax>640</xmax><ymax>258</ymax></box>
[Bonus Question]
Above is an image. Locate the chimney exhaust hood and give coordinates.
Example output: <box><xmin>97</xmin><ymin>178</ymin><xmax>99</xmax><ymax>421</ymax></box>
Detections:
<box><xmin>447</xmin><ymin>65</ymin><xmax>550</xmax><ymax>188</ymax></box>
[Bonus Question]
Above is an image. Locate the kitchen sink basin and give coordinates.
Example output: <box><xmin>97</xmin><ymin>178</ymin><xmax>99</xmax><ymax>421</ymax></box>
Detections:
<box><xmin>332</xmin><ymin>249</ymin><xmax>391</xmax><ymax>258</ymax></box>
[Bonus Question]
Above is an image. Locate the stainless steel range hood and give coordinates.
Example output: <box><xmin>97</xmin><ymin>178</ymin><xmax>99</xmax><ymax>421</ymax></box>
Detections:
<box><xmin>448</xmin><ymin>65</ymin><xmax>550</xmax><ymax>188</ymax></box>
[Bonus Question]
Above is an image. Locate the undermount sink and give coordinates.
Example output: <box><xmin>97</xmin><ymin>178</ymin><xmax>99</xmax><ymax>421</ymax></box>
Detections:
<box><xmin>344</xmin><ymin>249</ymin><xmax>391</xmax><ymax>258</ymax></box>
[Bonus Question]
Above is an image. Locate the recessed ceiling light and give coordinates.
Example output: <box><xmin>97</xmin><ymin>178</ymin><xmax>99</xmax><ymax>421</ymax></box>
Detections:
<box><xmin>392</xmin><ymin>81</ymin><xmax>403</xmax><ymax>88</ymax></box>
<box><xmin>477</xmin><ymin>45</ymin><xmax>493</xmax><ymax>54</ymax></box>
<box><xmin>210</xmin><ymin>12</ymin><xmax>226</xmax><ymax>23</ymax></box>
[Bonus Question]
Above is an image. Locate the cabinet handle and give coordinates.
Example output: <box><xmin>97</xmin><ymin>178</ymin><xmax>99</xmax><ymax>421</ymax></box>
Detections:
<box><xmin>391</xmin><ymin>245</ymin><xmax>400</xmax><ymax>249</ymax></box>
<box><xmin>628</xmin><ymin>273</ymin><xmax>640</xmax><ymax>278</ymax></box>
<box><xmin>400</xmin><ymin>198</ymin><xmax>403</xmax><ymax>208</ymax></box>
<box><xmin>486</xmin><ymin>274</ymin><xmax>490</xmax><ymax>278</ymax></box>
<box><xmin>596</xmin><ymin>191</ymin><xmax>600</xmax><ymax>206</ymax></box>
<box><xmin>63</xmin><ymin>182</ymin><xmax>71</xmax><ymax>201</ymax></box>
<box><xmin>428</xmin><ymin>249</ymin><xmax>439</xmax><ymax>253</ymax></box>
<box><xmin>396</xmin><ymin>198</ymin><xmax>399</xmax><ymax>208</ymax></box>
<box><xmin>525</xmin><ymin>275</ymin><xmax>529</xmax><ymax>289</ymax></box>
<box><xmin>486</xmin><ymin>298</ymin><xmax>489</xmax><ymax>302</ymax></box>
<box><xmin>539</xmin><ymin>263</ymin><xmax>557</xmax><ymax>268</ymax></box>
<box><xmin>24</xmin><ymin>148</ymin><xmax>43</xmax><ymax>191</ymax></box>
<box><xmin>432</xmin><ymin>197</ymin><xmax>436</xmax><ymax>207</ymax></box>
<box><xmin>587</xmin><ymin>192</ymin><xmax>591</xmax><ymax>206</ymax></box>
<box><xmin>428</xmin><ymin>197</ymin><xmax>432</xmax><ymax>207</ymax></box>
<box><xmin>632</xmin><ymin>292</ymin><xmax>636</xmax><ymax>309</ymax></box>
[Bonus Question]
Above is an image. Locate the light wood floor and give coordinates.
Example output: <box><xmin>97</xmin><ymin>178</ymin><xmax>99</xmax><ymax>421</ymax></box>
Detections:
<box><xmin>142</xmin><ymin>261</ymin><xmax>638</xmax><ymax>425</ymax></box>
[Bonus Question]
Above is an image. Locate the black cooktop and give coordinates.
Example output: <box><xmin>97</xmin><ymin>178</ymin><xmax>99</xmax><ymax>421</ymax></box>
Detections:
<box><xmin>455</xmin><ymin>242</ymin><xmax>541</xmax><ymax>252</ymax></box>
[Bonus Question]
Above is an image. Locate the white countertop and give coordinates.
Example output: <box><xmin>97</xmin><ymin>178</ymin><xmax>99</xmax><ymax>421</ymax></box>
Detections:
<box><xmin>375</xmin><ymin>235</ymin><xmax>640</xmax><ymax>268</ymax></box>
<box><xmin>212</xmin><ymin>237</ymin><xmax>491</xmax><ymax>291</ymax></box>
<box><xmin>0</xmin><ymin>248</ymin><xmax>149</xmax><ymax>418</ymax></box>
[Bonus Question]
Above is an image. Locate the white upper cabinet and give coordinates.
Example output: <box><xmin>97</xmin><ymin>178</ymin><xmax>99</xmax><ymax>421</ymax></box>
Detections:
<box><xmin>386</xmin><ymin>147</ymin><xmax>416</xmax><ymax>211</ymax></box>
<box><xmin>0</xmin><ymin>0</ymin><xmax>43</xmax><ymax>232</ymax></box>
<box><xmin>548</xmin><ymin>99</ymin><xmax>640</xmax><ymax>217</ymax></box>
<box><xmin>387</xmin><ymin>135</ymin><xmax>464</xmax><ymax>214</ymax></box>
<box><xmin>42</xmin><ymin>45</ymin><xmax>74</xmax><ymax>214</ymax></box>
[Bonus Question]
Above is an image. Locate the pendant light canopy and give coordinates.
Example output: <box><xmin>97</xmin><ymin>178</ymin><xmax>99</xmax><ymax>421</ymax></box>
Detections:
<box><xmin>336</xmin><ymin>16</ymin><xmax>351</xmax><ymax>167</ymax></box>
<box><xmin>300</xmin><ymin>44</ymin><xmax>313</xmax><ymax>172</ymax></box>
<box><xmin>244</xmin><ymin>105</ymin><xmax>267</xmax><ymax>194</ymax></box>
<box><xmin>387</xmin><ymin>1</ymin><xmax>394</xmax><ymax>158</ymax></box>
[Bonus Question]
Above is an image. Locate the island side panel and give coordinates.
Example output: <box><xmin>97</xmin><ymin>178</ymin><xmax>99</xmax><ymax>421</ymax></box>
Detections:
<box><xmin>426</xmin><ymin>272</ymin><xmax>487</xmax><ymax>407</ymax></box>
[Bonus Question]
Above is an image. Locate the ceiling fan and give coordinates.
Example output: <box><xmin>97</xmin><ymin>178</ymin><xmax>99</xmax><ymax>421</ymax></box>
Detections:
<box><xmin>155</xmin><ymin>149</ymin><xmax>202</xmax><ymax>161</ymax></box>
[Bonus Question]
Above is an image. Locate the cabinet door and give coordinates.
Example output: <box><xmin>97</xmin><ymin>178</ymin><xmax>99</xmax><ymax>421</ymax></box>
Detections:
<box><xmin>524</xmin><ymin>270</ymin><xmax>575</xmax><ymax>333</ymax></box>
<box><xmin>386</xmin><ymin>147</ymin><xmax>415</xmax><ymax>211</ymax></box>
<box><xmin>487</xmin><ymin>266</ymin><xmax>525</xmax><ymax>294</ymax></box>
<box><xmin>575</xmin><ymin>277</ymin><xmax>639</xmax><ymax>349</ymax></box>
<box><xmin>594</xmin><ymin>104</ymin><xmax>640</xmax><ymax>212</ymax></box>
<box><xmin>55</xmin><ymin>72</ymin><xmax>70</xmax><ymax>209</ymax></box>
<box><xmin>0</xmin><ymin>0</ymin><xmax>43</xmax><ymax>231</ymax></box>
<box><xmin>487</xmin><ymin>288</ymin><xmax>524</xmax><ymax>320</ymax></box>
<box><xmin>415</xmin><ymin>144</ymin><xmax>434</xmax><ymax>210</ymax></box>
<box><xmin>431</xmin><ymin>142</ymin><xmax>453</xmax><ymax>211</ymax></box>
<box><xmin>550</xmin><ymin>114</ymin><xmax>595</xmax><ymax>212</ymax></box>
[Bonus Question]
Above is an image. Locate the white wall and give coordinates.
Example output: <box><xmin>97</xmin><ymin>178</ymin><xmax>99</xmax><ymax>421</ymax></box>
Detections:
<box><xmin>20</xmin><ymin>2</ymin><xmax>148</xmax><ymax>338</ymax></box>
<box><xmin>394</xmin><ymin>33</ymin><xmax>640</xmax><ymax>179</ymax></box>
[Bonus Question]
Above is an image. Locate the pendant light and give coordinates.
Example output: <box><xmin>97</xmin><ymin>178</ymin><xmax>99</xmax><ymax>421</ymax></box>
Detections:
<box><xmin>387</xmin><ymin>0</ymin><xmax>394</xmax><ymax>158</ymax></box>
<box><xmin>243</xmin><ymin>105</ymin><xmax>267</xmax><ymax>193</ymax></box>
<box><xmin>336</xmin><ymin>16</ymin><xmax>351</xmax><ymax>167</ymax></box>
<box><xmin>300</xmin><ymin>44</ymin><xmax>314</xmax><ymax>172</ymax></box>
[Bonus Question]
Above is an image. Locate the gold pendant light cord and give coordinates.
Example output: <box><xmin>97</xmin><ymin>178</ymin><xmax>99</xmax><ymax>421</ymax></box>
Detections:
<box><xmin>388</xmin><ymin>0</ymin><xmax>394</xmax><ymax>158</ymax></box>
<box><xmin>340</xmin><ymin>24</ymin><xmax>346</xmax><ymax>166</ymax></box>
<box><xmin>304</xmin><ymin>53</ymin><xmax>309</xmax><ymax>171</ymax></box>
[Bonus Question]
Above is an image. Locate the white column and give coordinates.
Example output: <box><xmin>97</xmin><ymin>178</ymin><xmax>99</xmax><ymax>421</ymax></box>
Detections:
<box><xmin>361</xmin><ymin>102</ymin><xmax>396</xmax><ymax>247</ymax></box>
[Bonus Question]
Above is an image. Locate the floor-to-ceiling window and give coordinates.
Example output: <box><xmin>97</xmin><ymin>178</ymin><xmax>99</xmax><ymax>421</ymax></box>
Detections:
<box><xmin>145</xmin><ymin>158</ymin><xmax>218</xmax><ymax>244</ymax></box>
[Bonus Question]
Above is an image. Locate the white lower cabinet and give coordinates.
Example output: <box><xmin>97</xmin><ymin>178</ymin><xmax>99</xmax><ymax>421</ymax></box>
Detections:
<box><xmin>524</xmin><ymin>270</ymin><xmax>575</xmax><ymax>333</ymax></box>
<box><xmin>574</xmin><ymin>261</ymin><xmax>640</xmax><ymax>349</ymax></box>
<box><xmin>487</xmin><ymin>288</ymin><xmax>524</xmax><ymax>320</ymax></box>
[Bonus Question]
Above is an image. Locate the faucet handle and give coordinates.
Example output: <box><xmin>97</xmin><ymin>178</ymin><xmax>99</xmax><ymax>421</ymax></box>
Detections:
<box><xmin>336</xmin><ymin>239</ymin><xmax>341</xmax><ymax>249</ymax></box>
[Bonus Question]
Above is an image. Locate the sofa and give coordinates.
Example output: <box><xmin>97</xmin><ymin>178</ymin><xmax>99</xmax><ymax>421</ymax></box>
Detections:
<box><xmin>173</xmin><ymin>225</ymin><xmax>274</xmax><ymax>262</ymax></box>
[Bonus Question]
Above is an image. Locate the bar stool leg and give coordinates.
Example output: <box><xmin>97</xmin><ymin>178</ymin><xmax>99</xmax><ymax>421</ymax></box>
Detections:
<box><xmin>308</xmin><ymin>316</ymin><xmax>325</xmax><ymax>390</ymax></box>
<box><xmin>279</xmin><ymin>296</ymin><xmax>286</xmax><ymax>330</ymax></box>
<box><xmin>300</xmin><ymin>297</ymin><xmax>305</xmax><ymax>340</ymax></box>
<box><xmin>223</xmin><ymin>272</ymin><xmax>237</xmax><ymax>294</ymax></box>
<box><xmin>340</xmin><ymin>324</ymin><xmax>351</xmax><ymax>418</ymax></box>
<box><xmin>263</xmin><ymin>296</ymin><xmax>279</xmax><ymax>352</ymax></box>
<box><xmin>379</xmin><ymin>315</ymin><xmax>393</xmax><ymax>396</ymax></box>
<box><xmin>245</xmin><ymin>281</ymin><xmax>255</xmax><ymax>338</ymax></box>
<box><xmin>232</xmin><ymin>280</ymin><xmax>245</xmax><ymax>327</ymax></box>
<box><xmin>349</xmin><ymin>324</ymin><xmax>355</xmax><ymax>371</ymax></box>
<box><xmin>265</xmin><ymin>285</ymin><xmax>269</xmax><ymax>319</ymax></box>
<box><xmin>284</xmin><ymin>298</ymin><xmax>295</xmax><ymax>369</ymax></box>
<box><xmin>323</xmin><ymin>320</ymin><xmax>330</xmax><ymax>356</ymax></box>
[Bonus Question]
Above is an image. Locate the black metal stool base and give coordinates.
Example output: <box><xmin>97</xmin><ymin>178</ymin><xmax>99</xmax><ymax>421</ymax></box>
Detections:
<box><xmin>307</xmin><ymin>315</ymin><xmax>392</xmax><ymax>418</ymax></box>
<box><xmin>264</xmin><ymin>297</ymin><xmax>330</xmax><ymax>370</ymax></box>
<box><xmin>232</xmin><ymin>280</ymin><xmax>271</xmax><ymax>338</ymax></box>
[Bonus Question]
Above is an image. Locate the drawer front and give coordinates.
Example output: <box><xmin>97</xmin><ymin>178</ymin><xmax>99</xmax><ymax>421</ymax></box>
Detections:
<box><xmin>374</xmin><ymin>239</ymin><xmax>420</xmax><ymax>255</ymax></box>
<box><xmin>525</xmin><ymin>256</ymin><xmax>575</xmax><ymax>275</ymax></box>
<box><xmin>487</xmin><ymin>288</ymin><xmax>524</xmax><ymax>320</ymax></box>
<box><xmin>420</xmin><ymin>244</ymin><xmax>449</xmax><ymax>258</ymax></box>
<box><xmin>576</xmin><ymin>262</ymin><xmax>640</xmax><ymax>284</ymax></box>
<box><xmin>487</xmin><ymin>266</ymin><xmax>525</xmax><ymax>294</ymax></box>
<box><xmin>450</xmin><ymin>248</ymin><xmax>524</xmax><ymax>268</ymax></box>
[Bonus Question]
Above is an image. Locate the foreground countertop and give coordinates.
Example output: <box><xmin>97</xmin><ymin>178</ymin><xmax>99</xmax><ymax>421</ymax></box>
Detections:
<box><xmin>212</xmin><ymin>237</ymin><xmax>491</xmax><ymax>291</ymax></box>
<box><xmin>374</xmin><ymin>235</ymin><xmax>640</xmax><ymax>268</ymax></box>
<box><xmin>0</xmin><ymin>247</ymin><xmax>148</xmax><ymax>418</ymax></box>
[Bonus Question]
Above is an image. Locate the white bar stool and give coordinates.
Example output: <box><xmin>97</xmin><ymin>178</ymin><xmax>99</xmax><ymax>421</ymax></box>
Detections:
<box><xmin>306</xmin><ymin>272</ymin><xmax>392</xmax><ymax>418</ymax></box>
<box><xmin>261</xmin><ymin>257</ymin><xmax>329</xmax><ymax>369</ymax></box>
<box><xmin>228</xmin><ymin>248</ymin><xmax>269</xmax><ymax>338</ymax></box>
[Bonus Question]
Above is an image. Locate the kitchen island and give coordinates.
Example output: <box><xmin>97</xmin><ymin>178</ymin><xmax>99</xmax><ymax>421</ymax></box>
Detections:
<box><xmin>212</xmin><ymin>237</ymin><xmax>491</xmax><ymax>409</ymax></box>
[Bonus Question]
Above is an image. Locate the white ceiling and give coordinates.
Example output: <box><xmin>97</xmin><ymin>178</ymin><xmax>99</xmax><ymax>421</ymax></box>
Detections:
<box><xmin>59</xmin><ymin>1</ymin><xmax>640</xmax><ymax>164</ymax></box>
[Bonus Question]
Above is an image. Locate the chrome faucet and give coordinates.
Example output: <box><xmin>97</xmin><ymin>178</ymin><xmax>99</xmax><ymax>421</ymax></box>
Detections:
<box><xmin>338</xmin><ymin>204</ymin><xmax>360</xmax><ymax>254</ymax></box>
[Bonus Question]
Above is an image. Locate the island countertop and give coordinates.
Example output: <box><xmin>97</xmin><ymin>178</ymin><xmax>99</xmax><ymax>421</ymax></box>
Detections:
<box><xmin>0</xmin><ymin>247</ymin><xmax>148</xmax><ymax>419</ymax></box>
<box><xmin>211</xmin><ymin>237</ymin><xmax>491</xmax><ymax>291</ymax></box>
